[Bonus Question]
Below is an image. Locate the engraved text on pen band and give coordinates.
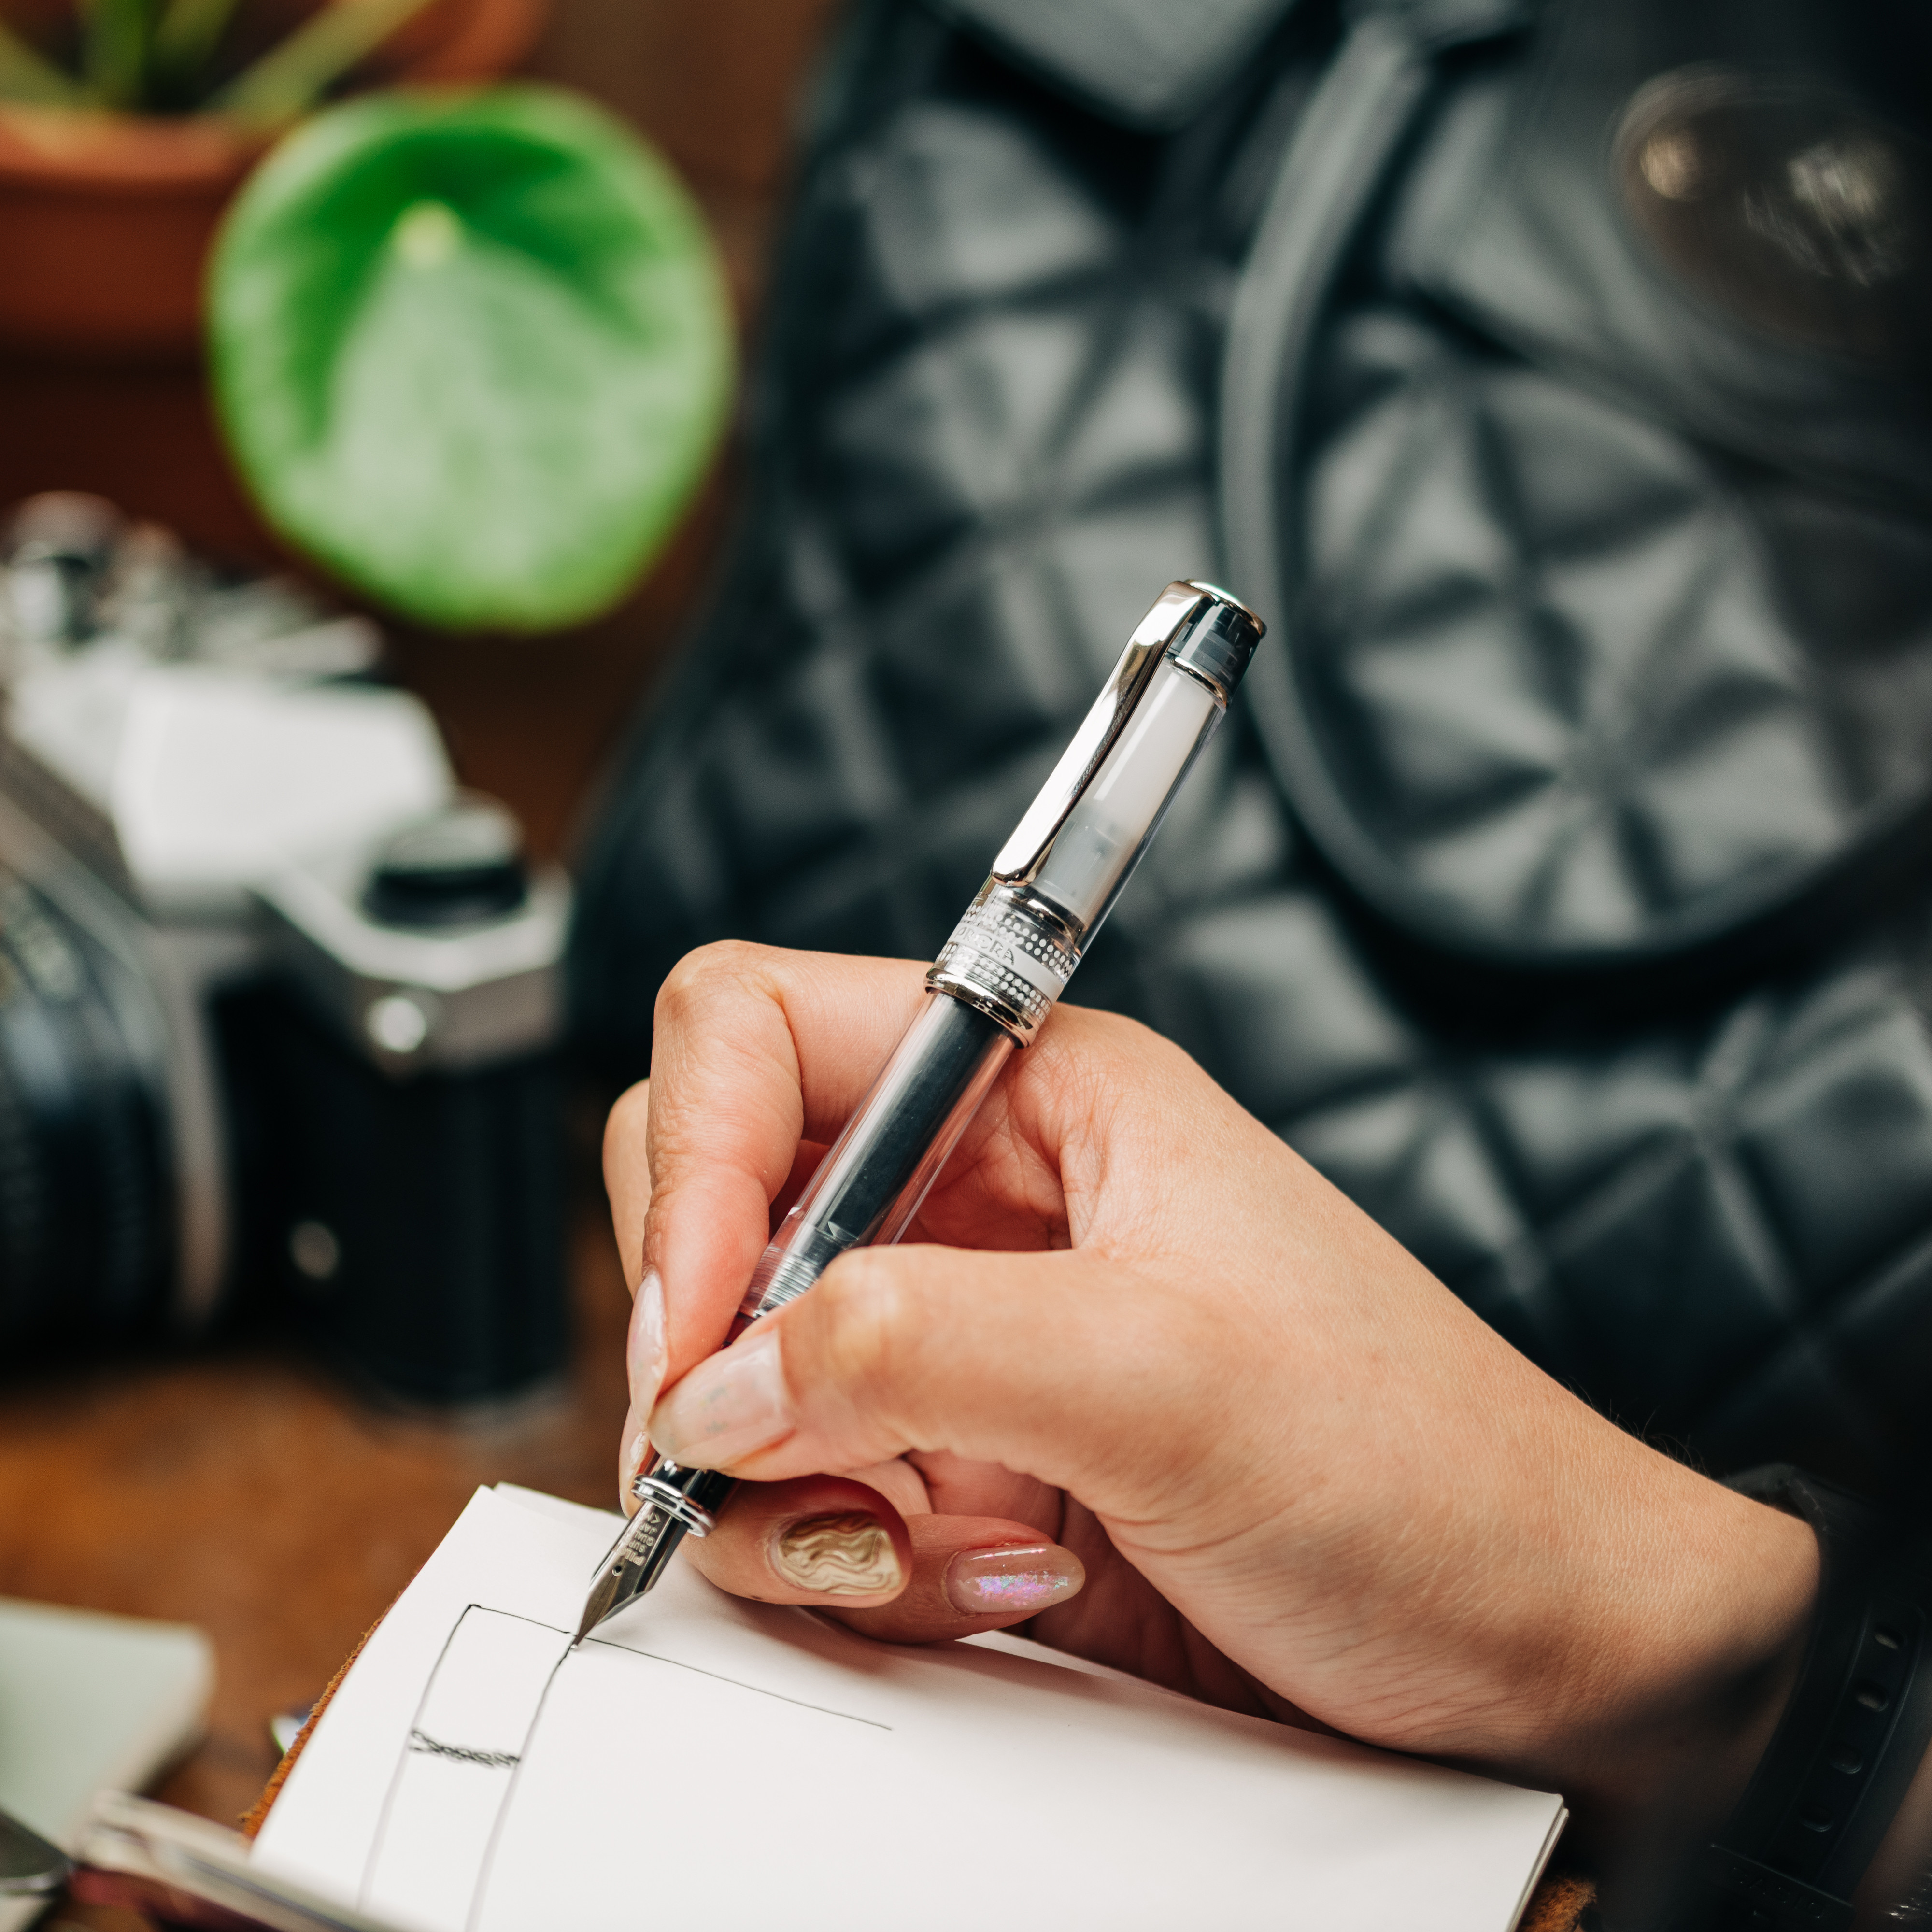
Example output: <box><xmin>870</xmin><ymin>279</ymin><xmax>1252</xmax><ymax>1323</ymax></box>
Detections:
<box><xmin>929</xmin><ymin>889</ymin><xmax>1079</xmax><ymax>1039</ymax></box>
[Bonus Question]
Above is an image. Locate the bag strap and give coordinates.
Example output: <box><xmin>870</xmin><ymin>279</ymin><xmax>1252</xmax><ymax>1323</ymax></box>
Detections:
<box><xmin>1216</xmin><ymin>0</ymin><xmax>1534</xmax><ymax>945</ymax></box>
<box><xmin>1220</xmin><ymin>0</ymin><xmax>1535</xmax><ymax>615</ymax></box>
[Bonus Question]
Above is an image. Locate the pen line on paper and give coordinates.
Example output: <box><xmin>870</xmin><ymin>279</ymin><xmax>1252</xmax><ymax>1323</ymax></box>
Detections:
<box><xmin>585</xmin><ymin>1634</ymin><xmax>895</xmax><ymax>1732</ymax></box>
<box><xmin>408</xmin><ymin>1731</ymin><xmax>520</xmax><ymax>1769</ymax></box>
<box><xmin>359</xmin><ymin>1608</ymin><xmax>476</xmax><ymax>1909</ymax></box>
<box><xmin>465</xmin><ymin>1634</ymin><xmax>892</xmax><ymax>1931</ymax></box>
<box><xmin>463</xmin><ymin>1637</ymin><xmax>571</xmax><ymax>1932</ymax></box>
<box><xmin>361</xmin><ymin>1602</ymin><xmax>895</xmax><ymax>1932</ymax></box>
<box><xmin>408</xmin><ymin>1603</ymin><xmax>894</xmax><ymax>1731</ymax></box>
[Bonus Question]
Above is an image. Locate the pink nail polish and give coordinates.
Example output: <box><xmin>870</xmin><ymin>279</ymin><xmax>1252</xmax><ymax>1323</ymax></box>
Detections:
<box><xmin>649</xmin><ymin>1323</ymin><xmax>792</xmax><ymax>1469</ymax></box>
<box><xmin>627</xmin><ymin>1270</ymin><xmax>667</xmax><ymax>1412</ymax></box>
<box><xmin>944</xmin><ymin>1545</ymin><xmax>1085</xmax><ymax>1617</ymax></box>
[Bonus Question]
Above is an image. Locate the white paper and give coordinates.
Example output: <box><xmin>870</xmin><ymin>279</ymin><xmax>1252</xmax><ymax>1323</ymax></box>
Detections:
<box><xmin>254</xmin><ymin>1486</ymin><xmax>1564</xmax><ymax>1932</ymax></box>
<box><xmin>0</xmin><ymin>1596</ymin><xmax>213</xmax><ymax>1932</ymax></box>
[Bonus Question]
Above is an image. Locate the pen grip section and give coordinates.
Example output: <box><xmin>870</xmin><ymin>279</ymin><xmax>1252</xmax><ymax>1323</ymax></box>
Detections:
<box><xmin>739</xmin><ymin>994</ymin><xmax>1012</xmax><ymax>1319</ymax></box>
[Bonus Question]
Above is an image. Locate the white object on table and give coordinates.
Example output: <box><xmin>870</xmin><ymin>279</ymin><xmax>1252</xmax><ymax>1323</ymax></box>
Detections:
<box><xmin>0</xmin><ymin>1595</ymin><xmax>213</xmax><ymax>1932</ymax></box>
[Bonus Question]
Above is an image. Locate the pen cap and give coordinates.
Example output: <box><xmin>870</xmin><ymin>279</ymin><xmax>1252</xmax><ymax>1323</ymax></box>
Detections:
<box><xmin>933</xmin><ymin>582</ymin><xmax>1262</xmax><ymax>1041</ymax></box>
<box><xmin>1027</xmin><ymin>655</ymin><xmax>1223</xmax><ymax>933</ymax></box>
<box><xmin>1023</xmin><ymin>582</ymin><xmax>1262</xmax><ymax>935</ymax></box>
<box><xmin>1166</xmin><ymin>585</ymin><xmax>1264</xmax><ymax>704</ymax></box>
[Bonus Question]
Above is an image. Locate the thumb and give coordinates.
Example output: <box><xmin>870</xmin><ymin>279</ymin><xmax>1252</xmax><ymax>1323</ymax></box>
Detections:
<box><xmin>645</xmin><ymin>1240</ymin><xmax>1228</xmax><ymax>1525</ymax></box>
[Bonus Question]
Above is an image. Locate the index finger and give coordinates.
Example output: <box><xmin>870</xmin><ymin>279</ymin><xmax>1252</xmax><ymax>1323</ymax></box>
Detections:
<box><xmin>628</xmin><ymin>942</ymin><xmax>934</xmax><ymax>1383</ymax></box>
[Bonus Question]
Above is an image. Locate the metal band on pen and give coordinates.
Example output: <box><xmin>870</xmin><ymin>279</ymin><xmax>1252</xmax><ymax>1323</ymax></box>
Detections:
<box><xmin>630</xmin><ymin>1467</ymin><xmax>717</xmax><ymax>1538</ymax></box>
<box><xmin>927</xmin><ymin>884</ymin><xmax>1079</xmax><ymax>1042</ymax></box>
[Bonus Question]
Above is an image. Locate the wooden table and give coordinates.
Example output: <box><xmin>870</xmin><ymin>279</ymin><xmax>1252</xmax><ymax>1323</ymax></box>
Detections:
<box><xmin>0</xmin><ymin>1198</ymin><xmax>634</xmax><ymax>1835</ymax></box>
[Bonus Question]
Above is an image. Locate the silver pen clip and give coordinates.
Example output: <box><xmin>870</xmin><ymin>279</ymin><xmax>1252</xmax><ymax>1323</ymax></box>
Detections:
<box><xmin>990</xmin><ymin>582</ymin><xmax>1217</xmax><ymax>886</ymax></box>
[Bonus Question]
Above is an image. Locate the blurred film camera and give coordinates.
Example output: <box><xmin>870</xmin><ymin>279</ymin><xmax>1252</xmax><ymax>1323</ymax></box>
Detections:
<box><xmin>0</xmin><ymin>496</ymin><xmax>569</xmax><ymax>1404</ymax></box>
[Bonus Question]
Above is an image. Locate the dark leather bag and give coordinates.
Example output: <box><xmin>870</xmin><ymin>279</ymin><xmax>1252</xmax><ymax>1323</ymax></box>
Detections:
<box><xmin>571</xmin><ymin>0</ymin><xmax>1932</xmax><ymax>1501</ymax></box>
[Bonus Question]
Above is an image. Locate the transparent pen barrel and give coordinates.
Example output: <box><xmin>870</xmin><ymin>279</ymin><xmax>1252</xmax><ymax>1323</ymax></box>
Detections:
<box><xmin>739</xmin><ymin>994</ymin><xmax>1013</xmax><ymax>1320</ymax></box>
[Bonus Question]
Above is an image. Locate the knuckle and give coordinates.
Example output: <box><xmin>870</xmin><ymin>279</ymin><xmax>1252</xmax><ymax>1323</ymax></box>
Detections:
<box><xmin>1089</xmin><ymin>1005</ymin><xmax>1158</xmax><ymax>1050</ymax></box>
<box><xmin>1091</xmin><ymin>1007</ymin><xmax>1199</xmax><ymax>1084</ymax></box>
<box><xmin>811</xmin><ymin>1251</ymin><xmax>925</xmax><ymax>1418</ymax></box>
<box><xmin>654</xmin><ymin>940</ymin><xmax>770</xmax><ymax>1028</ymax></box>
<box><xmin>1037</xmin><ymin>1006</ymin><xmax>1180</xmax><ymax>1104</ymax></box>
<box><xmin>1062</xmin><ymin>999</ymin><xmax>1201</xmax><ymax>1070</ymax></box>
<box><xmin>1046</xmin><ymin>1001</ymin><xmax>1150</xmax><ymax>1054</ymax></box>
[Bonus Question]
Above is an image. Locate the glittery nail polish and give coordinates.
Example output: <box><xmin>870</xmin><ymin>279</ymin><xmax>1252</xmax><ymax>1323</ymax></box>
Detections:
<box><xmin>944</xmin><ymin>1544</ymin><xmax>1085</xmax><ymax>1617</ymax></box>
<box><xmin>771</xmin><ymin>1513</ymin><xmax>904</xmax><ymax>1596</ymax></box>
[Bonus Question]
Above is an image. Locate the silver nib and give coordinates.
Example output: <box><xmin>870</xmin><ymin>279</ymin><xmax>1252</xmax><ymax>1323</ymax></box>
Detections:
<box><xmin>573</xmin><ymin>1508</ymin><xmax>672</xmax><ymax>1644</ymax></box>
<box><xmin>572</xmin><ymin>1462</ymin><xmax>726</xmax><ymax>1645</ymax></box>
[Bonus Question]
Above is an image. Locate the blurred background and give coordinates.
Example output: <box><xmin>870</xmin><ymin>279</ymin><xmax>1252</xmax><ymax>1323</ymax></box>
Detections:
<box><xmin>3</xmin><ymin>0</ymin><xmax>1929</xmax><ymax>1913</ymax></box>
<box><xmin>0</xmin><ymin>0</ymin><xmax>838</xmax><ymax>859</ymax></box>
<box><xmin>0</xmin><ymin>0</ymin><xmax>839</xmax><ymax>1867</ymax></box>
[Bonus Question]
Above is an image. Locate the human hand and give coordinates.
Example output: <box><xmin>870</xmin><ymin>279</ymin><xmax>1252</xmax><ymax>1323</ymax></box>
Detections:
<box><xmin>604</xmin><ymin>943</ymin><xmax>1818</xmax><ymax>1898</ymax></box>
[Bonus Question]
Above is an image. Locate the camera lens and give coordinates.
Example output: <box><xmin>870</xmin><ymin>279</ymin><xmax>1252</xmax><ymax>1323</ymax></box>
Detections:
<box><xmin>0</xmin><ymin>867</ymin><xmax>171</xmax><ymax>1347</ymax></box>
<box><xmin>1</xmin><ymin>492</ymin><xmax>124</xmax><ymax>647</ymax></box>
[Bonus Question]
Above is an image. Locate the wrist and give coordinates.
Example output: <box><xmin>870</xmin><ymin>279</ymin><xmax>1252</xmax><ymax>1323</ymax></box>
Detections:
<box><xmin>1565</xmin><ymin>1467</ymin><xmax>1932</xmax><ymax>1932</ymax></box>
<box><xmin>1855</xmin><ymin>1727</ymin><xmax>1932</xmax><ymax>1927</ymax></box>
<box><xmin>1673</xmin><ymin>1477</ymin><xmax>1932</xmax><ymax>1932</ymax></box>
<box><xmin>1520</xmin><ymin>1441</ymin><xmax>1821</xmax><ymax>1915</ymax></box>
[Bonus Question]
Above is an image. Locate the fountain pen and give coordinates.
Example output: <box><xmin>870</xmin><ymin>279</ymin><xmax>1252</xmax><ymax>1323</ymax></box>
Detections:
<box><xmin>574</xmin><ymin>580</ymin><xmax>1264</xmax><ymax>1644</ymax></box>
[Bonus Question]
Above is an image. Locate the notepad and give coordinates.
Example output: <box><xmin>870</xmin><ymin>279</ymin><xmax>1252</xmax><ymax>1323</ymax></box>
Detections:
<box><xmin>253</xmin><ymin>1485</ymin><xmax>1565</xmax><ymax>1932</ymax></box>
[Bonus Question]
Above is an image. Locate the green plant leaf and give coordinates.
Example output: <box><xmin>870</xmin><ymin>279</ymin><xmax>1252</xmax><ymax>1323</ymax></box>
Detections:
<box><xmin>0</xmin><ymin>17</ymin><xmax>81</xmax><ymax>103</ymax></box>
<box><xmin>209</xmin><ymin>85</ymin><xmax>734</xmax><ymax>632</ymax></box>
<box><xmin>213</xmin><ymin>0</ymin><xmax>437</xmax><ymax>127</ymax></box>
<box><xmin>80</xmin><ymin>0</ymin><xmax>153</xmax><ymax>106</ymax></box>
<box><xmin>152</xmin><ymin>0</ymin><xmax>242</xmax><ymax>98</ymax></box>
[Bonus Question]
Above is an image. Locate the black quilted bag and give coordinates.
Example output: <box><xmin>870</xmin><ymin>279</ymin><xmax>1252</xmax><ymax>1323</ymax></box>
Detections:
<box><xmin>571</xmin><ymin>0</ymin><xmax>1932</xmax><ymax>1503</ymax></box>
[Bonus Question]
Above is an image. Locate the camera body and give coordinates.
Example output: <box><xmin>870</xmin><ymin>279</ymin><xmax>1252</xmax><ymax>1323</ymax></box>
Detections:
<box><xmin>0</xmin><ymin>497</ymin><xmax>569</xmax><ymax>1403</ymax></box>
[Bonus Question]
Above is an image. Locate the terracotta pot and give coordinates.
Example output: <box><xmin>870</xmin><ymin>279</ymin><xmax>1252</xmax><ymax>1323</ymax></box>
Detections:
<box><xmin>0</xmin><ymin>0</ymin><xmax>546</xmax><ymax>361</ymax></box>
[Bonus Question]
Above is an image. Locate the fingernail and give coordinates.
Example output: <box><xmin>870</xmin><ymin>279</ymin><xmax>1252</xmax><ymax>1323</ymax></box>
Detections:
<box><xmin>944</xmin><ymin>1544</ymin><xmax>1085</xmax><ymax>1617</ymax></box>
<box><xmin>648</xmin><ymin>1324</ymin><xmax>792</xmax><ymax>1468</ymax></box>
<box><xmin>616</xmin><ymin>1421</ymin><xmax>651</xmax><ymax>1516</ymax></box>
<box><xmin>627</xmin><ymin>1270</ymin><xmax>667</xmax><ymax>1412</ymax></box>
<box><xmin>771</xmin><ymin>1513</ymin><xmax>904</xmax><ymax>1596</ymax></box>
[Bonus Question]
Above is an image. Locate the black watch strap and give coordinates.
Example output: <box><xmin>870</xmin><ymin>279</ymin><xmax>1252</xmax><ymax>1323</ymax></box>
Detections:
<box><xmin>1675</xmin><ymin>1467</ymin><xmax>1932</xmax><ymax>1932</ymax></box>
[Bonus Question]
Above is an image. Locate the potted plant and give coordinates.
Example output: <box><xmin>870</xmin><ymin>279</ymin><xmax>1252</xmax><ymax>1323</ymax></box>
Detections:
<box><xmin>207</xmin><ymin>81</ymin><xmax>734</xmax><ymax>631</ymax></box>
<box><xmin>0</xmin><ymin>0</ymin><xmax>544</xmax><ymax>357</ymax></box>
